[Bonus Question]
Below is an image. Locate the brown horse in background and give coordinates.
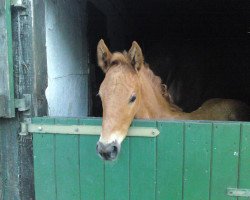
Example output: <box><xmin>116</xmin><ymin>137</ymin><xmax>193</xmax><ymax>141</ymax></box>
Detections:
<box><xmin>96</xmin><ymin>39</ymin><xmax>250</xmax><ymax>161</ymax></box>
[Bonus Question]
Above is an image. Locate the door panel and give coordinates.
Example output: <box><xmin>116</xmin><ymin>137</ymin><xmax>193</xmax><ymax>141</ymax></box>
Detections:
<box><xmin>31</xmin><ymin>117</ymin><xmax>249</xmax><ymax>200</ymax></box>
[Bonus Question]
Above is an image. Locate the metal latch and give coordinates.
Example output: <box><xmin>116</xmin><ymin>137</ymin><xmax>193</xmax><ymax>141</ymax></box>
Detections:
<box><xmin>15</xmin><ymin>94</ymin><xmax>31</xmax><ymax>111</ymax></box>
<box><xmin>19</xmin><ymin>121</ymin><xmax>160</xmax><ymax>137</ymax></box>
<box><xmin>227</xmin><ymin>188</ymin><xmax>250</xmax><ymax>197</ymax></box>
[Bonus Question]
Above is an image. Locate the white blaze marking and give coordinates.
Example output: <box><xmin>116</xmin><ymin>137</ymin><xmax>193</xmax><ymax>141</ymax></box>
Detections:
<box><xmin>99</xmin><ymin>131</ymin><xmax>126</xmax><ymax>144</ymax></box>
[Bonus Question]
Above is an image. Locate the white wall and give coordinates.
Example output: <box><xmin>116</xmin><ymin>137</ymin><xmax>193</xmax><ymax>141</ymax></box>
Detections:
<box><xmin>45</xmin><ymin>0</ymin><xmax>127</xmax><ymax>117</ymax></box>
<box><xmin>45</xmin><ymin>0</ymin><xmax>88</xmax><ymax>117</ymax></box>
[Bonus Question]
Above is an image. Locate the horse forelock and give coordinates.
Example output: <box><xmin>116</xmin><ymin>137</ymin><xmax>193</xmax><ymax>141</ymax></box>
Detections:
<box><xmin>111</xmin><ymin>52</ymin><xmax>130</xmax><ymax>65</ymax></box>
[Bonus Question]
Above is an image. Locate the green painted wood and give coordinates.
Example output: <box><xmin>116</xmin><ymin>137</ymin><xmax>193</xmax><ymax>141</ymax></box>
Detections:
<box><xmin>0</xmin><ymin>0</ymin><xmax>14</xmax><ymax>117</ymax></box>
<box><xmin>183</xmin><ymin>122</ymin><xmax>212</xmax><ymax>200</ymax></box>
<box><xmin>6</xmin><ymin>0</ymin><xmax>14</xmax><ymax>117</ymax></box>
<box><xmin>105</xmin><ymin>138</ymin><xmax>129</xmax><ymax>200</ymax></box>
<box><xmin>156</xmin><ymin>121</ymin><xmax>183</xmax><ymax>200</ymax></box>
<box><xmin>129</xmin><ymin>120</ymin><xmax>157</xmax><ymax>200</ymax></box>
<box><xmin>238</xmin><ymin>123</ymin><xmax>250</xmax><ymax>200</ymax></box>
<box><xmin>79</xmin><ymin>117</ymin><xmax>102</xmax><ymax>125</ymax></box>
<box><xmin>54</xmin><ymin>118</ymin><xmax>80</xmax><ymax>200</ymax></box>
<box><xmin>32</xmin><ymin>117</ymin><xmax>56</xmax><ymax>200</ymax></box>
<box><xmin>32</xmin><ymin>118</ymin><xmax>250</xmax><ymax>200</ymax></box>
<box><xmin>78</xmin><ymin>119</ymin><xmax>104</xmax><ymax>200</ymax></box>
<box><xmin>210</xmin><ymin>123</ymin><xmax>240</xmax><ymax>200</ymax></box>
<box><xmin>0</xmin><ymin>118</ymin><xmax>22</xmax><ymax>200</ymax></box>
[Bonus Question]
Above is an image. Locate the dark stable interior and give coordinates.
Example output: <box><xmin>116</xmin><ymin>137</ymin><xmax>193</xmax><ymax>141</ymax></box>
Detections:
<box><xmin>88</xmin><ymin>0</ymin><xmax>250</xmax><ymax>116</ymax></box>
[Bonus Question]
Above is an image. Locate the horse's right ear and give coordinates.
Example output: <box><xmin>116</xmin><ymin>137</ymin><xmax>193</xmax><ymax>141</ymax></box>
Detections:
<box><xmin>97</xmin><ymin>39</ymin><xmax>112</xmax><ymax>73</ymax></box>
<box><xmin>128</xmin><ymin>41</ymin><xmax>144</xmax><ymax>71</ymax></box>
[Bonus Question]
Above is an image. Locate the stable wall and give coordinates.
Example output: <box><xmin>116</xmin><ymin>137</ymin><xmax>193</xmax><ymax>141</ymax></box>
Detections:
<box><xmin>44</xmin><ymin>0</ymin><xmax>128</xmax><ymax>117</ymax></box>
<box><xmin>45</xmin><ymin>0</ymin><xmax>88</xmax><ymax>117</ymax></box>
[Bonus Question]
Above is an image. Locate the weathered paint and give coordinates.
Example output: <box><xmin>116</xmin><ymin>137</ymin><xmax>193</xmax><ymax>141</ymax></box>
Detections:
<box><xmin>32</xmin><ymin>117</ymin><xmax>250</xmax><ymax>200</ymax></box>
<box><xmin>1</xmin><ymin>1</ymin><xmax>48</xmax><ymax>199</ymax></box>
<box><xmin>0</xmin><ymin>118</ymin><xmax>20</xmax><ymax>200</ymax></box>
<box><xmin>11</xmin><ymin>0</ymin><xmax>40</xmax><ymax>198</ymax></box>
<box><xmin>0</xmin><ymin>0</ymin><xmax>14</xmax><ymax>117</ymax></box>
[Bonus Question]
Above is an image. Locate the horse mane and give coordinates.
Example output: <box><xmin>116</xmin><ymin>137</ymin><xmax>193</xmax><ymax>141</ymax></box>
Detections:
<box><xmin>121</xmin><ymin>50</ymin><xmax>182</xmax><ymax>112</ymax></box>
<box><xmin>143</xmin><ymin>63</ymin><xmax>183</xmax><ymax>112</ymax></box>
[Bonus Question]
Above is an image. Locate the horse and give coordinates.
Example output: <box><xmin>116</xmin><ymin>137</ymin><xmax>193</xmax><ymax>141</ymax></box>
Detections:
<box><xmin>96</xmin><ymin>39</ymin><xmax>250</xmax><ymax>161</ymax></box>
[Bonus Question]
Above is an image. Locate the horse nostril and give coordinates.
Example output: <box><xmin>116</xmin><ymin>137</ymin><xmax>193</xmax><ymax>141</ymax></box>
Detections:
<box><xmin>96</xmin><ymin>141</ymin><xmax>120</xmax><ymax>161</ymax></box>
<box><xmin>108</xmin><ymin>144</ymin><xmax>118</xmax><ymax>159</ymax></box>
<box><xmin>111</xmin><ymin>145</ymin><xmax>118</xmax><ymax>154</ymax></box>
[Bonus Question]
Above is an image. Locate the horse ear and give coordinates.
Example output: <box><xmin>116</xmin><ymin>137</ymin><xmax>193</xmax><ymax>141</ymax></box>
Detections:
<box><xmin>128</xmin><ymin>41</ymin><xmax>144</xmax><ymax>71</ymax></box>
<box><xmin>97</xmin><ymin>39</ymin><xmax>112</xmax><ymax>73</ymax></box>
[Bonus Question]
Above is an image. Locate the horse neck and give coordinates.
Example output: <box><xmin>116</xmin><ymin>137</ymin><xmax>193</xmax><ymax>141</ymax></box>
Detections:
<box><xmin>135</xmin><ymin>68</ymin><xmax>189</xmax><ymax>119</ymax></box>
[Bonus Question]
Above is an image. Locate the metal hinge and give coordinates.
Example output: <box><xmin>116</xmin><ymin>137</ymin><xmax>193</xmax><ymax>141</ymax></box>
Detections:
<box><xmin>14</xmin><ymin>94</ymin><xmax>31</xmax><ymax>112</ymax></box>
<box><xmin>227</xmin><ymin>188</ymin><xmax>250</xmax><ymax>197</ymax></box>
<box><xmin>19</xmin><ymin>121</ymin><xmax>160</xmax><ymax>137</ymax></box>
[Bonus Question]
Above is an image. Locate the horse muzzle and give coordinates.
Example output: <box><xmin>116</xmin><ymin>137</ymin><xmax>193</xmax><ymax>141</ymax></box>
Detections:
<box><xmin>96</xmin><ymin>140</ymin><xmax>120</xmax><ymax>161</ymax></box>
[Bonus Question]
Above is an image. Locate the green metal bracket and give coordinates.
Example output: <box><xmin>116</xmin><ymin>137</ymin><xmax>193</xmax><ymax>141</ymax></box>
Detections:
<box><xmin>14</xmin><ymin>94</ymin><xmax>31</xmax><ymax>111</ymax></box>
<box><xmin>19</xmin><ymin>121</ymin><xmax>160</xmax><ymax>137</ymax></box>
<box><xmin>227</xmin><ymin>188</ymin><xmax>250</xmax><ymax>197</ymax></box>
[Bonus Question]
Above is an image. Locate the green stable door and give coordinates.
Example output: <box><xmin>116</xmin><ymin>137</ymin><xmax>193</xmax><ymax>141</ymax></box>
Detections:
<box><xmin>25</xmin><ymin>117</ymin><xmax>250</xmax><ymax>200</ymax></box>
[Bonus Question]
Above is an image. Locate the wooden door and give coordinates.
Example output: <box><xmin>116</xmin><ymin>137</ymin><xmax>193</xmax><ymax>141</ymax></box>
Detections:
<box><xmin>0</xmin><ymin>0</ymin><xmax>14</xmax><ymax>118</ymax></box>
<box><xmin>31</xmin><ymin>117</ymin><xmax>250</xmax><ymax>200</ymax></box>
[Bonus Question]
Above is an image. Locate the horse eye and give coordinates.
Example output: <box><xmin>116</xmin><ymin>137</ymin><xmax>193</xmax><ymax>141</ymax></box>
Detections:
<box><xmin>111</xmin><ymin>60</ymin><xmax>119</xmax><ymax>66</ymax></box>
<box><xmin>129</xmin><ymin>95</ymin><xmax>136</xmax><ymax>103</ymax></box>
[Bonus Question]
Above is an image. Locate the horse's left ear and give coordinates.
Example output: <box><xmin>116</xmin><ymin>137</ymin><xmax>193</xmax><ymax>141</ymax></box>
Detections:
<box><xmin>97</xmin><ymin>39</ymin><xmax>112</xmax><ymax>73</ymax></box>
<box><xmin>128</xmin><ymin>41</ymin><xmax>144</xmax><ymax>71</ymax></box>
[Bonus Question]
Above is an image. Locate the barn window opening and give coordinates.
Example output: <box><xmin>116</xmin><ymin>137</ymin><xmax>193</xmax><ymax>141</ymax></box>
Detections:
<box><xmin>44</xmin><ymin>0</ymin><xmax>250</xmax><ymax>118</ymax></box>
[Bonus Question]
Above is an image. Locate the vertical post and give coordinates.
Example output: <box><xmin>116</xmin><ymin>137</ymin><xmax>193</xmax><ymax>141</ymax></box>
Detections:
<box><xmin>0</xmin><ymin>0</ymin><xmax>14</xmax><ymax>118</ymax></box>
